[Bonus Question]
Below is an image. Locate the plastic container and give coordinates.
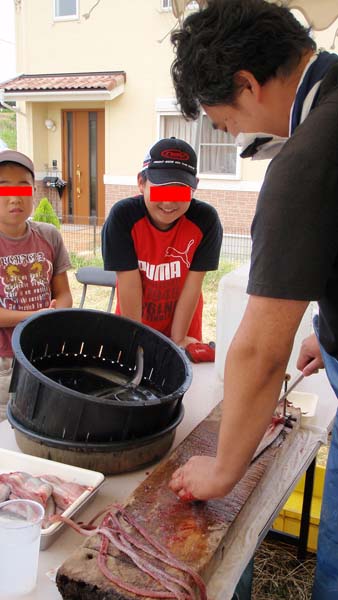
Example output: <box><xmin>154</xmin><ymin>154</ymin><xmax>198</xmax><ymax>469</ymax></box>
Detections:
<box><xmin>0</xmin><ymin>499</ymin><xmax>44</xmax><ymax>596</ymax></box>
<box><xmin>0</xmin><ymin>448</ymin><xmax>104</xmax><ymax>549</ymax></box>
<box><xmin>7</xmin><ymin>404</ymin><xmax>184</xmax><ymax>475</ymax></box>
<box><xmin>287</xmin><ymin>390</ymin><xmax>318</xmax><ymax>418</ymax></box>
<box><xmin>215</xmin><ymin>263</ymin><xmax>314</xmax><ymax>382</ymax></box>
<box><xmin>9</xmin><ymin>309</ymin><xmax>192</xmax><ymax>443</ymax></box>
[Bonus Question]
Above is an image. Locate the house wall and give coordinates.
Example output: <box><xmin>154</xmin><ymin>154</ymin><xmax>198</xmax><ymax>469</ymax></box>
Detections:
<box><xmin>105</xmin><ymin>183</ymin><xmax>258</xmax><ymax>234</ymax></box>
<box><xmin>17</xmin><ymin>1</ymin><xmax>327</xmax><ymax>228</ymax></box>
<box><xmin>14</xmin><ymin>1</ymin><xmax>268</xmax><ymax>178</ymax></box>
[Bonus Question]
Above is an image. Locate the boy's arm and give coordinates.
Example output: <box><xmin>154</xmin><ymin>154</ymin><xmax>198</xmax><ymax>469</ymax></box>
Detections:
<box><xmin>116</xmin><ymin>269</ymin><xmax>143</xmax><ymax>322</ymax></box>
<box><xmin>0</xmin><ymin>271</ymin><xmax>73</xmax><ymax>327</ymax></box>
<box><xmin>0</xmin><ymin>307</ymin><xmax>41</xmax><ymax>327</ymax></box>
<box><xmin>171</xmin><ymin>270</ymin><xmax>206</xmax><ymax>347</ymax></box>
<box><xmin>51</xmin><ymin>271</ymin><xmax>73</xmax><ymax>307</ymax></box>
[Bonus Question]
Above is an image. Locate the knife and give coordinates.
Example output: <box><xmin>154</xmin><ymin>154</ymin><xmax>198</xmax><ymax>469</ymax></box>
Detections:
<box><xmin>277</xmin><ymin>373</ymin><xmax>304</xmax><ymax>416</ymax></box>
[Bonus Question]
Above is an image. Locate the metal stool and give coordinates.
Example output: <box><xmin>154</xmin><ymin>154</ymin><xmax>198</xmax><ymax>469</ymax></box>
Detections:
<box><xmin>75</xmin><ymin>267</ymin><xmax>117</xmax><ymax>312</ymax></box>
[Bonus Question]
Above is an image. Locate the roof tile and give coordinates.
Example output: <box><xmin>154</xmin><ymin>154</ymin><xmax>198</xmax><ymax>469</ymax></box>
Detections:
<box><xmin>0</xmin><ymin>72</ymin><xmax>126</xmax><ymax>92</ymax></box>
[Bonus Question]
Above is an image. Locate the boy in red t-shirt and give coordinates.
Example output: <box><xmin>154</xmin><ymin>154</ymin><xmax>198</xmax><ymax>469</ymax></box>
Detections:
<box><xmin>102</xmin><ymin>137</ymin><xmax>222</xmax><ymax>350</ymax></box>
<box><xmin>0</xmin><ymin>150</ymin><xmax>73</xmax><ymax>420</ymax></box>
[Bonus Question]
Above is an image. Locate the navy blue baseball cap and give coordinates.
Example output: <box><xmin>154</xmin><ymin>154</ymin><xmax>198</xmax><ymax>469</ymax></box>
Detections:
<box><xmin>142</xmin><ymin>137</ymin><xmax>198</xmax><ymax>188</ymax></box>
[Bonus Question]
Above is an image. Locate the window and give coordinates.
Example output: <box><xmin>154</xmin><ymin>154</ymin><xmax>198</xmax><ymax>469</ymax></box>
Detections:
<box><xmin>161</xmin><ymin>1</ymin><xmax>199</xmax><ymax>11</ymax></box>
<box><xmin>54</xmin><ymin>0</ymin><xmax>79</xmax><ymax>20</ymax></box>
<box><xmin>159</xmin><ymin>114</ymin><xmax>240</xmax><ymax>178</ymax></box>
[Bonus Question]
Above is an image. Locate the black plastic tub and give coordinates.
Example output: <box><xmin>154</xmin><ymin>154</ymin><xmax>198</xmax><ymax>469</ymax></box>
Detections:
<box><xmin>7</xmin><ymin>403</ymin><xmax>185</xmax><ymax>475</ymax></box>
<box><xmin>9</xmin><ymin>309</ymin><xmax>192</xmax><ymax>443</ymax></box>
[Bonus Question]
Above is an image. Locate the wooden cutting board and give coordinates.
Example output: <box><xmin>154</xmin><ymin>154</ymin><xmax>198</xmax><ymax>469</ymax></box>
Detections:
<box><xmin>56</xmin><ymin>402</ymin><xmax>297</xmax><ymax>599</ymax></box>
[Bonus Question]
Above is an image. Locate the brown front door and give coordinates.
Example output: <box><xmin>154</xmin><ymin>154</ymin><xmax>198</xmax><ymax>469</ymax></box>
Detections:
<box><xmin>62</xmin><ymin>109</ymin><xmax>105</xmax><ymax>223</ymax></box>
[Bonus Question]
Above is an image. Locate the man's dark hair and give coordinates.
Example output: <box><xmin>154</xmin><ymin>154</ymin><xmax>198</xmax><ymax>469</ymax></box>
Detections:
<box><xmin>171</xmin><ymin>0</ymin><xmax>316</xmax><ymax>119</ymax></box>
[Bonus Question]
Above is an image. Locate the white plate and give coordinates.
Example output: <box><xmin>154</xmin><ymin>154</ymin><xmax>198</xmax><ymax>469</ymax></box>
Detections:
<box><xmin>287</xmin><ymin>390</ymin><xmax>318</xmax><ymax>418</ymax></box>
<box><xmin>0</xmin><ymin>448</ymin><xmax>104</xmax><ymax>549</ymax></box>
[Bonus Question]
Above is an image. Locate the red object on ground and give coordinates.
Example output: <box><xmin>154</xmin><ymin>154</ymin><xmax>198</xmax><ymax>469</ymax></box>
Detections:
<box><xmin>185</xmin><ymin>342</ymin><xmax>215</xmax><ymax>363</ymax></box>
<box><xmin>149</xmin><ymin>185</ymin><xmax>191</xmax><ymax>203</ymax></box>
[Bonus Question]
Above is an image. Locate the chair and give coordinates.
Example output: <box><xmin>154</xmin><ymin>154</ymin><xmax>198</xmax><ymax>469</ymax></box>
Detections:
<box><xmin>75</xmin><ymin>267</ymin><xmax>117</xmax><ymax>312</ymax></box>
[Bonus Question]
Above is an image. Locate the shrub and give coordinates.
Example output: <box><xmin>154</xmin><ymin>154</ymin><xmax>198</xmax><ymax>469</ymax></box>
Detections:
<box><xmin>69</xmin><ymin>253</ymin><xmax>103</xmax><ymax>270</ymax></box>
<box><xmin>0</xmin><ymin>110</ymin><xmax>16</xmax><ymax>149</ymax></box>
<box><xmin>32</xmin><ymin>198</ymin><xmax>60</xmax><ymax>229</ymax></box>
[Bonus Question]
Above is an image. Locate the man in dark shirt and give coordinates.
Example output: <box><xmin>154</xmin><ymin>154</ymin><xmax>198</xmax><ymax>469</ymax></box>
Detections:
<box><xmin>168</xmin><ymin>1</ymin><xmax>338</xmax><ymax>598</ymax></box>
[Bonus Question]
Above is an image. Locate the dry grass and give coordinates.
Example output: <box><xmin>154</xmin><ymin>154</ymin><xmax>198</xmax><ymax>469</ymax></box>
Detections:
<box><xmin>252</xmin><ymin>539</ymin><xmax>316</xmax><ymax>600</ymax></box>
<box><xmin>68</xmin><ymin>269</ymin><xmax>113</xmax><ymax>312</ymax></box>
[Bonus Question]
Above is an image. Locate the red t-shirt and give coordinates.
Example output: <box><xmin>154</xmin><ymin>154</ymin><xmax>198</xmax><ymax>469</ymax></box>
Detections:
<box><xmin>102</xmin><ymin>196</ymin><xmax>222</xmax><ymax>339</ymax></box>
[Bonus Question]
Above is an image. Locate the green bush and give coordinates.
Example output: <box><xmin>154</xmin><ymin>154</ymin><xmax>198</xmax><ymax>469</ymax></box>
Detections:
<box><xmin>0</xmin><ymin>110</ymin><xmax>17</xmax><ymax>149</ymax></box>
<box><xmin>69</xmin><ymin>253</ymin><xmax>103</xmax><ymax>270</ymax></box>
<box><xmin>32</xmin><ymin>198</ymin><xmax>60</xmax><ymax>230</ymax></box>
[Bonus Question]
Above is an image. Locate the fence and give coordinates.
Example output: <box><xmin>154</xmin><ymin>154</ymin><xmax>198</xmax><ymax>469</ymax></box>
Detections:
<box><xmin>60</xmin><ymin>219</ymin><xmax>104</xmax><ymax>258</ymax></box>
<box><xmin>55</xmin><ymin>217</ymin><xmax>252</xmax><ymax>265</ymax></box>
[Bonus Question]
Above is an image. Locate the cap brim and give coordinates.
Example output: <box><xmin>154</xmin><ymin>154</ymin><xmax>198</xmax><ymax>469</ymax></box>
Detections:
<box><xmin>147</xmin><ymin>168</ymin><xmax>197</xmax><ymax>189</ymax></box>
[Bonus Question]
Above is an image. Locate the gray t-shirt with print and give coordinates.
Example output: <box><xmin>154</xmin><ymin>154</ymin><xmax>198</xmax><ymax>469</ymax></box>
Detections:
<box><xmin>0</xmin><ymin>220</ymin><xmax>71</xmax><ymax>357</ymax></box>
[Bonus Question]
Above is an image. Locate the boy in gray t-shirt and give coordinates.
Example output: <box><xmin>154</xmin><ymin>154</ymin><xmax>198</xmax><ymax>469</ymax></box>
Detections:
<box><xmin>0</xmin><ymin>149</ymin><xmax>73</xmax><ymax>420</ymax></box>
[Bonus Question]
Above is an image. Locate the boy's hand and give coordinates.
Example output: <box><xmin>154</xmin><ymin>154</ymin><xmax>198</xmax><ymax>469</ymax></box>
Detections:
<box><xmin>37</xmin><ymin>299</ymin><xmax>57</xmax><ymax>313</ymax></box>
<box><xmin>175</xmin><ymin>336</ymin><xmax>199</xmax><ymax>349</ymax></box>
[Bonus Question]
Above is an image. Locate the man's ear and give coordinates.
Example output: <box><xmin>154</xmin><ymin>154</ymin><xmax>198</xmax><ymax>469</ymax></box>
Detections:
<box><xmin>234</xmin><ymin>70</ymin><xmax>262</xmax><ymax>102</ymax></box>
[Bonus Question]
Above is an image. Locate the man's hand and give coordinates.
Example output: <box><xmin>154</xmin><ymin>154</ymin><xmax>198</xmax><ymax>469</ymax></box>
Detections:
<box><xmin>297</xmin><ymin>333</ymin><xmax>324</xmax><ymax>376</ymax></box>
<box><xmin>169</xmin><ymin>456</ymin><xmax>229</xmax><ymax>500</ymax></box>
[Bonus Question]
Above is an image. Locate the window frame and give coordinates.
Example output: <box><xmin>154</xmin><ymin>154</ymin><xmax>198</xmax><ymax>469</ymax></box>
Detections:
<box><xmin>157</xmin><ymin>102</ymin><xmax>241</xmax><ymax>181</ymax></box>
<box><xmin>53</xmin><ymin>0</ymin><xmax>79</xmax><ymax>22</ymax></box>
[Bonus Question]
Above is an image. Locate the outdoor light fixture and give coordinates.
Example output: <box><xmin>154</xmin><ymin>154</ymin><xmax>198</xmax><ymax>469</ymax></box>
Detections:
<box><xmin>45</xmin><ymin>119</ymin><xmax>56</xmax><ymax>132</ymax></box>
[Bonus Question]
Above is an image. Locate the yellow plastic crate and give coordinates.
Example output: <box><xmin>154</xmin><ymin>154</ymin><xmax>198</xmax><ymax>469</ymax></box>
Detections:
<box><xmin>271</xmin><ymin>464</ymin><xmax>325</xmax><ymax>552</ymax></box>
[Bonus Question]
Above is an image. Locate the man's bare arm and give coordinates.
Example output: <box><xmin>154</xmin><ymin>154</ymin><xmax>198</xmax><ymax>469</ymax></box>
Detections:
<box><xmin>170</xmin><ymin>295</ymin><xmax>309</xmax><ymax>499</ymax></box>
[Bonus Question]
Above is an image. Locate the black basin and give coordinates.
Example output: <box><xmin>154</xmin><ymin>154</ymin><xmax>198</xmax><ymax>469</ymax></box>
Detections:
<box><xmin>7</xmin><ymin>403</ymin><xmax>185</xmax><ymax>475</ymax></box>
<box><xmin>9</xmin><ymin>309</ymin><xmax>192</xmax><ymax>443</ymax></box>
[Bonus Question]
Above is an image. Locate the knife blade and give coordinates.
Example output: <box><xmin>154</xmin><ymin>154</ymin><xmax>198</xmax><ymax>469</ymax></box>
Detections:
<box><xmin>277</xmin><ymin>373</ymin><xmax>304</xmax><ymax>416</ymax></box>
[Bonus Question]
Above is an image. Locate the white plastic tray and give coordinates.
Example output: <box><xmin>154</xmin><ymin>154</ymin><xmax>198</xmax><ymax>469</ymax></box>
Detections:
<box><xmin>0</xmin><ymin>448</ymin><xmax>104</xmax><ymax>549</ymax></box>
<box><xmin>288</xmin><ymin>390</ymin><xmax>318</xmax><ymax>418</ymax></box>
